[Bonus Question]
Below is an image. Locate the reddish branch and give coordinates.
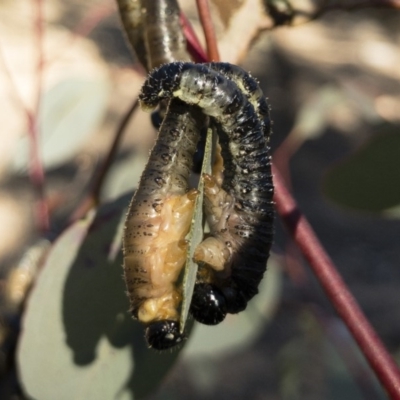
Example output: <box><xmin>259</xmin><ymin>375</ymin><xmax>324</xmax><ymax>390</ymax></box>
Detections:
<box><xmin>1</xmin><ymin>1</ymin><xmax>49</xmax><ymax>232</ymax></box>
<box><xmin>29</xmin><ymin>0</ymin><xmax>49</xmax><ymax>233</ymax></box>
<box><xmin>195</xmin><ymin>0</ymin><xmax>220</xmax><ymax>62</ymax></box>
<box><xmin>69</xmin><ymin>98</ymin><xmax>139</xmax><ymax>223</ymax></box>
<box><xmin>194</xmin><ymin>0</ymin><xmax>400</xmax><ymax>398</ymax></box>
<box><xmin>180</xmin><ymin>13</ymin><xmax>208</xmax><ymax>63</ymax></box>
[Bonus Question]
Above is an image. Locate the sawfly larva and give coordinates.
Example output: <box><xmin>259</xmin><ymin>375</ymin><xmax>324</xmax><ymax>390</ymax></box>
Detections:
<box><xmin>123</xmin><ymin>98</ymin><xmax>206</xmax><ymax>350</ymax></box>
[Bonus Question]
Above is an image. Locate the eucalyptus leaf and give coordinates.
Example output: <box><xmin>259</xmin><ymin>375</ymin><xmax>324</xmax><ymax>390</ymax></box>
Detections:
<box><xmin>323</xmin><ymin>127</ymin><xmax>400</xmax><ymax>212</ymax></box>
<box><xmin>183</xmin><ymin>257</ymin><xmax>282</xmax><ymax>359</ymax></box>
<box><xmin>293</xmin><ymin>86</ymin><xmax>345</xmax><ymax>140</ymax></box>
<box><xmin>17</xmin><ymin>193</ymin><xmax>182</xmax><ymax>400</ymax></box>
<box><xmin>278</xmin><ymin>312</ymin><xmax>386</xmax><ymax>400</ymax></box>
<box><xmin>11</xmin><ymin>77</ymin><xmax>110</xmax><ymax>173</ymax></box>
<box><xmin>179</xmin><ymin>128</ymin><xmax>214</xmax><ymax>333</ymax></box>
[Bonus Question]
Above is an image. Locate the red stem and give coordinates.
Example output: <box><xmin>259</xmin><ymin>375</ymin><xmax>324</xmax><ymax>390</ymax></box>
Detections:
<box><xmin>180</xmin><ymin>12</ymin><xmax>208</xmax><ymax>63</ymax></box>
<box><xmin>29</xmin><ymin>0</ymin><xmax>49</xmax><ymax>233</ymax></box>
<box><xmin>273</xmin><ymin>165</ymin><xmax>400</xmax><ymax>399</ymax></box>
<box><xmin>0</xmin><ymin>2</ymin><xmax>48</xmax><ymax>233</ymax></box>
<box><xmin>196</xmin><ymin>0</ymin><xmax>220</xmax><ymax>61</ymax></box>
<box><xmin>69</xmin><ymin>98</ymin><xmax>140</xmax><ymax>223</ymax></box>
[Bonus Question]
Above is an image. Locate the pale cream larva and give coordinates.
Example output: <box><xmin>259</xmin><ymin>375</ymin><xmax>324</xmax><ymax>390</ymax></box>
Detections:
<box><xmin>123</xmin><ymin>98</ymin><xmax>205</xmax><ymax>350</ymax></box>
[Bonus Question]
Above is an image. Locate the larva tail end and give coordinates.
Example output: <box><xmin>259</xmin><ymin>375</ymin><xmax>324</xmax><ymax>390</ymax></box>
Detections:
<box><xmin>139</xmin><ymin>62</ymin><xmax>189</xmax><ymax>112</ymax></box>
<box><xmin>190</xmin><ymin>283</ymin><xmax>227</xmax><ymax>325</ymax></box>
<box><xmin>145</xmin><ymin>320</ymin><xmax>185</xmax><ymax>350</ymax></box>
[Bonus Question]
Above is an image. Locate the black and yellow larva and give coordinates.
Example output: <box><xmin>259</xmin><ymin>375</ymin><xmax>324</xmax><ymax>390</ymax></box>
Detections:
<box><xmin>139</xmin><ymin>62</ymin><xmax>274</xmax><ymax>326</ymax></box>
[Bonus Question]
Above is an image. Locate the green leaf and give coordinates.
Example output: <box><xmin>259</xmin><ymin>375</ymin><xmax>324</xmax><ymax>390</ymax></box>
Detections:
<box><xmin>17</xmin><ymin>193</ymin><xmax>182</xmax><ymax>400</ymax></box>
<box><xmin>12</xmin><ymin>77</ymin><xmax>110</xmax><ymax>172</ymax></box>
<box><xmin>293</xmin><ymin>86</ymin><xmax>345</xmax><ymax>140</ymax></box>
<box><xmin>278</xmin><ymin>311</ymin><xmax>386</xmax><ymax>400</ymax></box>
<box><xmin>183</xmin><ymin>257</ymin><xmax>282</xmax><ymax>359</ymax></box>
<box><xmin>100</xmin><ymin>153</ymin><xmax>149</xmax><ymax>202</ymax></box>
<box><xmin>323</xmin><ymin>126</ymin><xmax>400</xmax><ymax>212</ymax></box>
<box><xmin>180</xmin><ymin>128</ymin><xmax>214</xmax><ymax>333</ymax></box>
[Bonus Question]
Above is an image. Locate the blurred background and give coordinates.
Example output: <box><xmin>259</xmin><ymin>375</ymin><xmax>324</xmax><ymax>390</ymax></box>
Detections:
<box><xmin>1</xmin><ymin>0</ymin><xmax>400</xmax><ymax>399</ymax></box>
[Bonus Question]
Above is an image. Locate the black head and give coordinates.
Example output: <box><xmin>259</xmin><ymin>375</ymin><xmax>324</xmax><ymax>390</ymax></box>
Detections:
<box><xmin>145</xmin><ymin>320</ymin><xmax>184</xmax><ymax>350</ymax></box>
<box><xmin>190</xmin><ymin>283</ymin><xmax>227</xmax><ymax>325</ymax></box>
<box><xmin>221</xmin><ymin>287</ymin><xmax>248</xmax><ymax>314</ymax></box>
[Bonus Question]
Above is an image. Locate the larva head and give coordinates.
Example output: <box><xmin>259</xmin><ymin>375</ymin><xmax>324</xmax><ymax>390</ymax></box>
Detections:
<box><xmin>139</xmin><ymin>62</ymin><xmax>188</xmax><ymax>111</ymax></box>
<box><xmin>190</xmin><ymin>283</ymin><xmax>227</xmax><ymax>325</ymax></box>
<box><xmin>222</xmin><ymin>287</ymin><xmax>248</xmax><ymax>314</ymax></box>
<box><xmin>145</xmin><ymin>320</ymin><xmax>184</xmax><ymax>350</ymax></box>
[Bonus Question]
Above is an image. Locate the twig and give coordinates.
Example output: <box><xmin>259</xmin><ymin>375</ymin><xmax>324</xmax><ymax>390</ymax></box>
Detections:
<box><xmin>29</xmin><ymin>0</ymin><xmax>49</xmax><ymax>233</ymax></box>
<box><xmin>69</xmin><ymin>98</ymin><xmax>139</xmax><ymax>223</ymax></box>
<box><xmin>0</xmin><ymin>2</ymin><xmax>49</xmax><ymax>232</ymax></box>
<box><xmin>196</xmin><ymin>0</ymin><xmax>220</xmax><ymax>61</ymax></box>
<box><xmin>180</xmin><ymin>12</ymin><xmax>208</xmax><ymax>63</ymax></box>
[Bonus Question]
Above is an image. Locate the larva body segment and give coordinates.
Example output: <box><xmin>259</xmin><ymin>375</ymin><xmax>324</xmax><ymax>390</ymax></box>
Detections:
<box><xmin>139</xmin><ymin>62</ymin><xmax>275</xmax><ymax>325</ymax></box>
<box><xmin>205</xmin><ymin>62</ymin><xmax>271</xmax><ymax>136</ymax></box>
<box><xmin>116</xmin><ymin>0</ymin><xmax>189</xmax><ymax>72</ymax></box>
<box><xmin>144</xmin><ymin>0</ymin><xmax>189</xmax><ymax>69</ymax></box>
<box><xmin>115</xmin><ymin>0</ymin><xmax>148</xmax><ymax>69</ymax></box>
<box><xmin>123</xmin><ymin>99</ymin><xmax>205</xmax><ymax>349</ymax></box>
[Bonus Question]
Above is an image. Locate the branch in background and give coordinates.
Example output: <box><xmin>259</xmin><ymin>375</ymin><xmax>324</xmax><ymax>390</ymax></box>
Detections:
<box><xmin>196</xmin><ymin>0</ymin><xmax>220</xmax><ymax>61</ymax></box>
<box><xmin>180</xmin><ymin>12</ymin><xmax>208</xmax><ymax>63</ymax></box>
<box><xmin>0</xmin><ymin>1</ymin><xmax>49</xmax><ymax>233</ymax></box>
<box><xmin>29</xmin><ymin>0</ymin><xmax>48</xmax><ymax>233</ymax></box>
<box><xmin>195</xmin><ymin>0</ymin><xmax>400</xmax><ymax>398</ymax></box>
<box><xmin>69</xmin><ymin>98</ymin><xmax>139</xmax><ymax>223</ymax></box>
